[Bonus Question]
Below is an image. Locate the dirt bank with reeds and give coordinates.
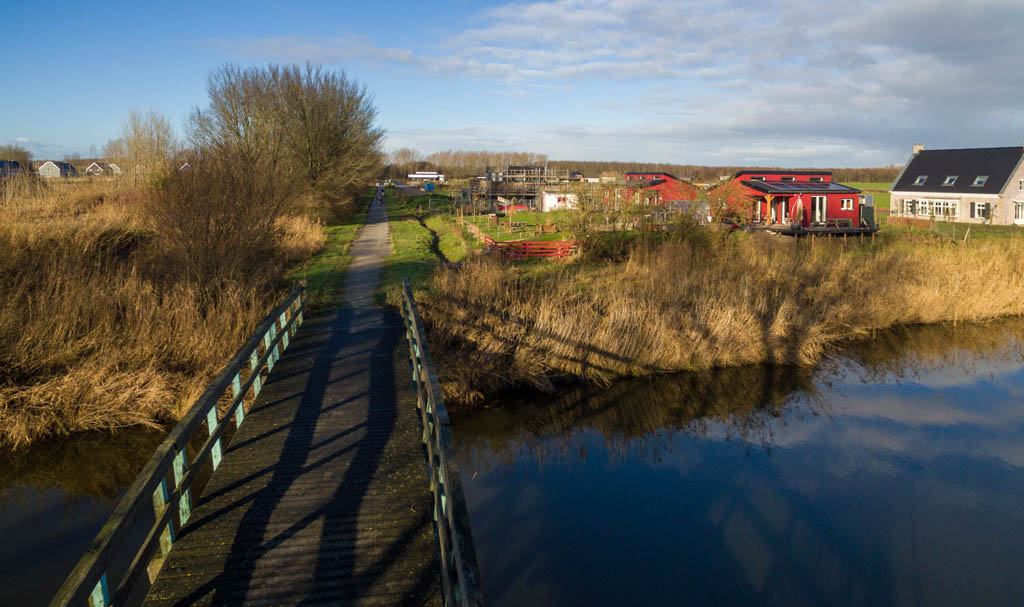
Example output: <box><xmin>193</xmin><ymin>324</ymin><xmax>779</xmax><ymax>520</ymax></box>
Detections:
<box><xmin>420</xmin><ymin>228</ymin><xmax>1024</xmax><ymax>405</ymax></box>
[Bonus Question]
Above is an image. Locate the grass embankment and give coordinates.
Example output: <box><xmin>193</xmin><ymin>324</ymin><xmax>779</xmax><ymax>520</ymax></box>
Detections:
<box><xmin>416</xmin><ymin>227</ymin><xmax>1024</xmax><ymax>405</ymax></box>
<box><xmin>380</xmin><ymin>188</ymin><xmax>469</xmax><ymax>300</ymax></box>
<box><xmin>0</xmin><ymin>177</ymin><xmax>332</xmax><ymax>448</ymax></box>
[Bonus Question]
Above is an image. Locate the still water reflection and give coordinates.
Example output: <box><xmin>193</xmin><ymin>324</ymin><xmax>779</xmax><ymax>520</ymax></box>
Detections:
<box><xmin>0</xmin><ymin>429</ymin><xmax>164</xmax><ymax>605</ymax></box>
<box><xmin>451</xmin><ymin>320</ymin><xmax>1024</xmax><ymax>606</ymax></box>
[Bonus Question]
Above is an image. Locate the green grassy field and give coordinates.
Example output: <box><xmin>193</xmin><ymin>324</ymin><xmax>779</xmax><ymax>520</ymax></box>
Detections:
<box><xmin>463</xmin><ymin>210</ymin><xmax>574</xmax><ymax>242</ymax></box>
<box><xmin>380</xmin><ymin>190</ymin><xmax>470</xmax><ymax>300</ymax></box>
<box><xmin>880</xmin><ymin>216</ymin><xmax>1024</xmax><ymax>241</ymax></box>
<box><xmin>846</xmin><ymin>181</ymin><xmax>892</xmax><ymax>211</ymax></box>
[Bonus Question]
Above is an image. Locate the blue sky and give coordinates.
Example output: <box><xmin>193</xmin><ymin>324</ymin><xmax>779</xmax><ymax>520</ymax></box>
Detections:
<box><xmin>3</xmin><ymin>0</ymin><xmax>1024</xmax><ymax>167</ymax></box>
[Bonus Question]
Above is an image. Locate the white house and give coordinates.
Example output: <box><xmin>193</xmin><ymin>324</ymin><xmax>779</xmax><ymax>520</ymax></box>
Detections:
<box><xmin>541</xmin><ymin>191</ymin><xmax>577</xmax><ymax>212</ymax></box>
<box><xmin>889</xmin><ymin>145</ymin><xmax>1024</xmax><ymax>225</ymax></box>
<box><xmin>85</xmin><ymin>162</ymin><xmax>121</xmax><ymax>176</ymax></box>
<box><xmin>38</xmin><ymin>161</ymin><xmax>78</xmax><ymax>178</ymax></box>
<box><xmin>407</xmin><ymin>171</ymin><xmax>445</xmax><ymax>182</ymax></box>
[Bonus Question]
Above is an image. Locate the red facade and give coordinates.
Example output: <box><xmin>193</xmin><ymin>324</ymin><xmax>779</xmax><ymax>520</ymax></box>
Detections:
<box><xmin>623</xmin><ymin>172</ymin><xmax>698</xmax><ymax>204</ymax></box>
<box><xmin>714</xmin><ymin>171</ymin><xmax>861</xmax><ymax>228</ymax></box>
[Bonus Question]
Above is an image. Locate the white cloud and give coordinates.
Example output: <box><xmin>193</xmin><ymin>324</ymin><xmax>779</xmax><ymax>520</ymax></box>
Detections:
<box><xmin>226</xmin><ymin>0</ymin><xmax>1024</xmax><ymax>164</ymax></box>
<box><xmin>15</xmin><ymin>136</ymin><xmax>29</xmax><ymax>143</ymax></box>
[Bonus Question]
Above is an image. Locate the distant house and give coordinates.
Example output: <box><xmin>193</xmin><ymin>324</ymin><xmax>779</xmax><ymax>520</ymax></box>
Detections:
<box><xmin>623</xmin><ymin>172</ymin><xmax>698</xmax><ymax>204</ymax></box>
<box><xmin>541</xmin><ymin>191</ymin><xmax>577</xmax><ymax>212</ymax></box>
<box><xmin>889</xmin><ymin>145</ymin><xmax>1024</xmax><ymax>225</ymax></box>
<box><xmin>85</xmin><ymin>162</ymin><xmax>121</xmax><ymax>176</ymax></box>
<box><xmin>408</xmin><ymin>171</ymin><xmax>444</xmax><ymax>182</ymax></box>
<box><xmin>0</xmin><ymin>160</ymin><xmax>24</xmax><ymax>177</ymax></box>
<box><xmin>38</xmin><ymin>160</ymin><xmax>78</xmax><ymax>178</ymax></box>
<box><xmin>714</xmin><ymin>170</ymin><xmax>863</xmax><ymax>227</ymax></box>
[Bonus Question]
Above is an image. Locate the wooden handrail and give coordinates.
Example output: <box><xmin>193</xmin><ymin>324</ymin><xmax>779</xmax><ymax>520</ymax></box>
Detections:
<box><xmin>50</xmin><ymin>284</ymin><xmax>306</xmax><ymax>607</ymax></box>
<box><xmin>400</xmin><ymin>279</ymin><xmax>485</xmax><ymax>606</ymax></box>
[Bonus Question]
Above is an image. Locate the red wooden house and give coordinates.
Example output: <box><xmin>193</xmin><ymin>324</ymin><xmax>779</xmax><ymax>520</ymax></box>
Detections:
<box><xmin>602</xmin><ymin>172</ymin><xmax>698</xmax><ymax>207</ymax></box>
<box><xmin>714</xmin><ymin>170</ymin><xmax>862</xmax><ymax>227</ymax></box>
<box><xmin>623</xmin><ymin>172</ymin><xmax>698</xmax><ymax>204</ymax></box>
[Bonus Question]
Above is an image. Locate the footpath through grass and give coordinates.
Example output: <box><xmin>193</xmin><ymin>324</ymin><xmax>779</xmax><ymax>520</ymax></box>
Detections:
<box><xmin>285</xmin><ymin>190</ymin><xmax>372</xmax><ymax>313</ymax></box>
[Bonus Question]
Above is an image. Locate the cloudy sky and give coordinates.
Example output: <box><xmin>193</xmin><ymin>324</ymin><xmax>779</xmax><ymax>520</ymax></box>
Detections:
<box><xmin>3</xmin><ymin>0</ymin><xmax>1023</xmax><ymax>166</ymax></box>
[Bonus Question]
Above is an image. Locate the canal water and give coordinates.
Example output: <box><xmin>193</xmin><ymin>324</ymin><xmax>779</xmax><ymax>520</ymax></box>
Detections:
<box><xmin>0</xmin><ymin>428</ymin><xmax>164</xmax><ymax>606</ymax></box>
<box><xmin>451</xmin><ymin>320</ymin><xmax>1024</xmax><ymax>606</ymax></box>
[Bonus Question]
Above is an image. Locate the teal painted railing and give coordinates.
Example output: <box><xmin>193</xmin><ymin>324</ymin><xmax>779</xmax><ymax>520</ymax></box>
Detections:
<box><xmin>49</xmin><ymin>284</ymin><xmax>306</xmax><ymax>607</ymax></box>
<box><xmin>400</xmin><ymin>279</ymin><xmax>485</xmax><ymax>606</ymax></box>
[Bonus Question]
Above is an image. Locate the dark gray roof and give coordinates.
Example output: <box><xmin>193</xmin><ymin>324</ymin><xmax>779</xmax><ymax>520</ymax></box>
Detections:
<box><xmin>742</xmin><ymin>180</ymin><xmax>861</xmax><ymax>194</ymax></box>
<box><xmin>892</xmin><ymin>147</ymin><xmax>1024</xmax><ymax>194</ymax></box>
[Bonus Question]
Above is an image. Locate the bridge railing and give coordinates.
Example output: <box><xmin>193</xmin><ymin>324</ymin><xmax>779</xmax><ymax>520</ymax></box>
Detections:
<box><xmin>401</xmin><ymin>279</ymin><xmax>485</xmax><ymax>607</ymax></box>
<box><xmin>50</xmin><ymin>284</ymin><xmax>306</xmax><ymax>607</ymax></box>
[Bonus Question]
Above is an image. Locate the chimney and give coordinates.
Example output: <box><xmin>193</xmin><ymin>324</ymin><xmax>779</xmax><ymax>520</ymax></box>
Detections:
<box><xmin>913</xmin><ymin>143</ymin><xmax>924</xmax><ymax>154</ymax></box>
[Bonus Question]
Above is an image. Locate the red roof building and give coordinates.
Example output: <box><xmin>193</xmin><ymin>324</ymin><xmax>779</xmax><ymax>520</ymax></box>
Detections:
<box><xmin>714</xmin><ymin>170</ymin><xmax>862</xmax><ymax>227</ymax></box>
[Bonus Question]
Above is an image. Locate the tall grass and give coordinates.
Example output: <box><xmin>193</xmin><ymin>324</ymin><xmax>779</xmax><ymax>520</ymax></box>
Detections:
<box><xmin>422</xmin><ymin>230</ymin><xmax>1024</xmax><ymax>404</ymax></box>
<box><xmin>0</xmin><ymin>177</ymin><xmax>325</xmax><ymax>448</ymax></box>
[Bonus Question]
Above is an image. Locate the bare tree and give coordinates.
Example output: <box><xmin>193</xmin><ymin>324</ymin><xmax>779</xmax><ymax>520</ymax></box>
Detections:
<box><xmin>104</xmin><ymin>109</ymin><xmax>176</xmax><ymax>178</ymax></box>
<box><xmin>0</xmin><ymin>144</ymin><xmax>31</xmax><ymax>168</ymax></box>
<box><xmin>276</xmin><ymin>63</ymin><xmax>383</xmax><ymax>199</ymax></box>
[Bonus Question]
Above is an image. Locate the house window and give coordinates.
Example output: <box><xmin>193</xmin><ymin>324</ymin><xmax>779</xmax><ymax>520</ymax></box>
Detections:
<box><xmin>781</xmin><ymin>176</ymin><xmax>795</xmax><ymax>182</ymax></box>
<box><xmin>913</xmin><ymin>175</ymin><xmax>927</xmax><ymax>185</ymax></box>
<box><xmin>750</xmin><ymin>176</ymin><xmax>766</xmax><ymax>181</ymax></box>
<box><xmin>809</xmin><ymin>176</ymin><xmax>824</xmax><ymax>183</ymax></box>
<box><xmin>904</xmin><ymin>199</ymin><xmax>917</xmax><ymax>215</ymax></box>
<box><xmin>840</xmin><ymin>198</ymin><xmax>854</xmax><ymax>210</ymax></box>
<box><xmin>970</xmin><ymin>202</ymin><xmax>990</xmax><ymax>219</ymax></box>
<box><xmin>972</xmin><ymin>175</ymin><xmax>989</xmax><ymax>187</ymax></box>
<box><xmin>942</xmin><ymin>175</ymin><xmax>958</xmax><ymax>186</ymax></box>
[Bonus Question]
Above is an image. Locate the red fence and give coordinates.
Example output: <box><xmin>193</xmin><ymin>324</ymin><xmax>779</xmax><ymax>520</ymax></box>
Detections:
<box><xmin>482</xmin><ymin>235</ymin><xmax>577</xmax><ymax>259</ymax></box>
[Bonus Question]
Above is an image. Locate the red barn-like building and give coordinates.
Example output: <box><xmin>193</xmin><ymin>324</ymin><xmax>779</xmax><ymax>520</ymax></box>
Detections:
<box><xmin>623</xmin><ymin>172</ymin><xmax>698</xmax><ymax>204</ymax></box>
<box><xmin>602</xmin><ymin>172</ymin><xmax>698</xmax><ymax>207</ymax></box>
<box><xmin>715</xmin><ymin>170</ymin><xmax>862</xmax><ymax>227</ymax></box>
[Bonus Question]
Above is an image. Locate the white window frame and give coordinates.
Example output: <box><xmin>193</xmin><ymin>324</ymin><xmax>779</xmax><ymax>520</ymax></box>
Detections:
<box><xmin>811</xmin><ymin>195</ymin><xmax>827</xmax><ymax>223</ymax></box>
<box><xmin>914</xmin><ymin>175</ymin><xmax>927</xmax><ymax>186</ymax></box>
<box><xmin>971</xmin><ymin>202</ymin><xmax>990</xmax><ymax>219</ymax></box>
<box><xmin>972</xmin><ymin>175</ymin><xmax>988</xmax><ymax>187</ymax></box>
<box><xmin>780</xmin><ymin>176</ymin><xmax>795</xmax><ymax>182</ymax></box>
<box><xmin>750</xmin><ymin>176</ymin><xmax>766</xmax><ymax>181</ymax></box>
<box><xmin>840</xmin><ymin>198</ymin><xmax>854</xmax><ymax>210</ymax></box>
<box><xmin>809</xmin><ymin>176</ymin><xmax>824</xmax><ymax>183</ymax></box>
<box><xmin>942</xmin><ymin>175</ymin><xmax>958</xmax><ymax>186</ymax></box>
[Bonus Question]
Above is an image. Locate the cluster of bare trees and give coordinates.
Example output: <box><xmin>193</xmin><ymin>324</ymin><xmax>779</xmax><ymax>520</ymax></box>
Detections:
<box><xmin>0</xmin><ymin>145</ymin><xmax>31</xmax><ymax>167</ymax></box>
<box><xmin>146</xmin><ymin>62</ymin><xmax>383</xmax><ymax>288</ymax></box>
<box><xmin>104</xmin><ymin>109</ymin><xmax>177</xmax><ymax>178</ymax></box>
<box><xmin>380</xmin><ymin>149</ymin><xmax>550</xmax><ymax>179</ymax></box>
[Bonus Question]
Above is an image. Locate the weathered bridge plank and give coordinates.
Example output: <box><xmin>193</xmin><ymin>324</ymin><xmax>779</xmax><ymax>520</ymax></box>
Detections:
<box><xmin>143</xmin><ymin>201</ymin><xmax>440</xmax><ymax>606</ymax></box>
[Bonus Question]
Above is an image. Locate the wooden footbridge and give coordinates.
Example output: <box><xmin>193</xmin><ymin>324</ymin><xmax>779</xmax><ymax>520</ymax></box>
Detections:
<box><xmin>50</xmin><ymin>201</ymin><xmax>483</xmax><ymax>606</ymax></box>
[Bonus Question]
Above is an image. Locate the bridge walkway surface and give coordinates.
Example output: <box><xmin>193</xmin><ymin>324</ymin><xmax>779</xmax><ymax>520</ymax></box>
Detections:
<box><xmin>143</xmin><ymin>198</ymin><xmax>441</xmax><ymax>606</ymax></box>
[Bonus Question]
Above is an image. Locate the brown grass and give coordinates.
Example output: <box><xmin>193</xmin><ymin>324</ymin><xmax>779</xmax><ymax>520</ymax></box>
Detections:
<box><xmin>422</xmin><ymin>229</ymin><xmax>1024</xmax><ymax>405</ymax></box>
<box><xmin>0</xmin><ymin>177</ymin><xmax>325</xmax><ymax>448</ymax></box>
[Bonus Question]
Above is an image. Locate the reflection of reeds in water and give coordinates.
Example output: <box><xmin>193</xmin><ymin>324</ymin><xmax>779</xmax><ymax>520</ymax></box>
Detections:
<box><xmin>840</xmin><ymin>318</ymin><xmax>1024</xmax><ymax>384</ymax></box>
<box><xmin>452</xmin><ymin>364</ymin><xmax>823</xmax><ymax>466</ymax></box>
<box><xmin>452</xmin><ymin>318</ymin><xmax>1024</xmax><ymax>466</ymax></box>
<box><xmin>0</xmin><ymin>428</ymin><xmax>165</xmax><ymax>504</ymax></box>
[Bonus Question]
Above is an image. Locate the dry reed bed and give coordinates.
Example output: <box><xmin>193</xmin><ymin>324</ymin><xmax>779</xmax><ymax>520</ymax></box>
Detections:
<box><xmin>0</xmin><ymin>179</ymin><xmax>324</xmax><ymax>448</ymax></box>
<box><xmin>422</xmin><ymin>232</ymin><xmax>1024</xmax><ymax>404</ymax></box>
